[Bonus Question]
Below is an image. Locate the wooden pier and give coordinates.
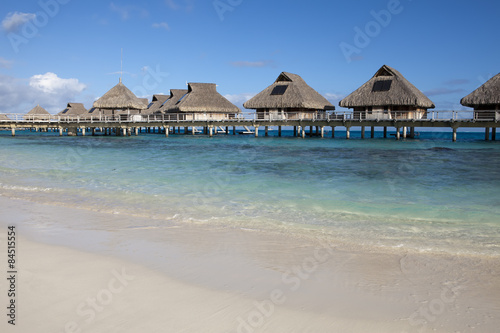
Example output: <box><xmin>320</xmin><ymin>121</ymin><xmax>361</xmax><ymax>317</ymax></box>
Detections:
<box><xmin>1</xmin><ymin>111</ymin><xmax>499</xmax><ymax>141</ymax></box>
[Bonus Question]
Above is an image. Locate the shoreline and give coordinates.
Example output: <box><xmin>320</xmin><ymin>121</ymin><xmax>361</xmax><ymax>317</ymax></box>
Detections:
<box><xmin>1</xmin><ymin>196</ymin><xmax>499</xmax><ymax>332</ymax></box>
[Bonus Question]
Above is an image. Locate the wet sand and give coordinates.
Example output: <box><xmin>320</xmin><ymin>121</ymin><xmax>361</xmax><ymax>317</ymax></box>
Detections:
<box><xmin>0</xmin><ymin>196</ymin><xmax>499</xmax><ymax>332</ymax></box>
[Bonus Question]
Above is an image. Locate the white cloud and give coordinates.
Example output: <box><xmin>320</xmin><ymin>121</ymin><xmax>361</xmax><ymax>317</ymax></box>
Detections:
<box><xmin>424</xmin><ymin>88</ymin><xmax>465</xmax><ymax>97</ymax></box>
<box><xmin>0</xmin><ymin>73</ymin><xmax>87</xmax><ymax>114</ymax></box>
<box><xmin>323</xmin><ymin>92</ymin><xmax>344</xmax><ymax>102</ymax></box>
<box><xmin>2</xmin><ymin>12</ymin><xmax>36</xmax><ymax>32</ymax></box>
<box><xmin>231</xmin><ymin>60</ymin><xmax>275</xmax><ymax>68</ymax></box>
<box><xmin>0</xmin><ymin>57</ymin><xmax>13</xmax><ymax>69</ymax></box>
<box><xmin>152</xmin><ymin>22</ymin><xmax>170</xmax><ymax>30</ymax></box>
<box><xmin>165</xmin><ymin>0</ymin><xmax>179</xmax><ymax>10</ymax></box>
<box><xmin>110</xmin><ymin>3</ymin><xmax>148</xmax><ymax>20</ymax></box>
<box><xmin>30</xmin><ymin>72</ymin><xmax>86</xmax><ymax>95</ymax></box>
<box><xmin>165</xmin><ymin>0</ymin><xmax>194</xmax><ymax>12</ymax></box>
<box><xmin>444</xmin><ymin>79</ymin><xmax>469</xmax><ymax>86</ymax></box>
<box><xmin>224</xmin><ymin>93</ymin><xmax>255</xmax><ymax>110</ymax></box>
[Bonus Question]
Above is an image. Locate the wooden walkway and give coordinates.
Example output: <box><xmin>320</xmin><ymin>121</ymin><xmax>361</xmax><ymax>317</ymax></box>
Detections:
<box><xmin>1</xmin><ymin>111</ymin><xmax>499</xmax><ymax>141</ymax></box>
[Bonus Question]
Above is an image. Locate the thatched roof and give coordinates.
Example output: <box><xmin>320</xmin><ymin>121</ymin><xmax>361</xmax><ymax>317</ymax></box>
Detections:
<box><xmin>243</xmin><ymin>72</ymin><xmax>335</xmax><ymax>111</ymax></box>
<box><xmin>143</xmin><ymin>95</ymin><xmax>169</xmax><ymax>114</ymax></box>
<box><xmin>92</xmin><ymin>81</ymin><xmax>147</xmax><ymax>110</ymax></box>
<box><xmin>158</xmin><ymin>89</ymin><xmax>188</xmax><ymax>113</ymax></box>
<box><xmin>57</xmin><ymin>103</ymin><xmax>87</xmax><ymax>116</ymax></box>
<box><xmin>167</xmin><ymin>83</ymin><xmax>241</xmax><ymax>113</ymax></box>
<box><xmin>461</xmin><ymin>73</ymin><xmax>500</xmax><ymax>107</ymax></box>
<box><xmin>0</xmin><ymin>114</ymin><xmax>10</xmax><ymax>121</ymax></box>
<box><xmin>24</xmin><ymin>105</ymin><xmax>51</xmax><ymax>120</ymax></box>
<box><xmin>339</xmin><ymin>65</ymin><xmax>435</xmax><ymax>109</ymax></box>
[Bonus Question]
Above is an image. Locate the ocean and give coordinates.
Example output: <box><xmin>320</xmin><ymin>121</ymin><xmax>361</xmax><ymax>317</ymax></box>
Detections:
<box><xmin>1</xmin><ymin>129</ymin><xmax>499</xmax><ymax>257</ymax></box>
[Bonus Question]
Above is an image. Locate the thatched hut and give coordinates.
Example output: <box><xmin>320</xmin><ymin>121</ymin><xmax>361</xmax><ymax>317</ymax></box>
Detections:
<box><xmin>143</xmin><ymin>95</ymin><xmax>169</xmax><ymax>115</ymax></box>
<box><xmin>461</xmin><ymin>73</ymin><xmax>500</xmax><ymax>120</ymax></box>
<box><xmin>24</xmin><ymin>105</ymin><xmax>51</xmax><ymax>120</ymax></box>
<box><xmin>243</xmin><ymin>72</ymin><xmax>334</xmax><ymax>120</ymax></box>
<box><xmin>156</xmin><ymin>89</ymin><xmax>188</xmax><ymax>113</ymax></box>
<box><xmin>88</xmin><ymin>80</ymin><xmax>147</xmax><ymax>119</ymax></box>
<box><xmin>0</xmin><ymin>114</ymin><xmax>10</xmax><ymax>121</ymax></box>
<box><xmin>165</xmin><ymin>83</ymin><xmax>240</xmax><ymax>120</ymax></box>
<box><xmin>339</xmin><ymin>65</ymin><xmax>435</xmax><ymax>120</ymax></box>
<box><xmin>57</xmin><ymin>103</ymin><xmax>88</xmax><ymax>117</ymax></box>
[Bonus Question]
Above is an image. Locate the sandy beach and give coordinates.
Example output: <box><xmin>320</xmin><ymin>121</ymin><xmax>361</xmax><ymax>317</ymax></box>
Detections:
<box><xmin>0</xmin><ymin>196</ymin><xmax>498</xmax><ymax>332</ymax></box>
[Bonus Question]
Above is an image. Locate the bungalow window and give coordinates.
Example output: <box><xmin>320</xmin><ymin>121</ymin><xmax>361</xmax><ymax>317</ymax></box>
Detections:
<box><xmin>372</xmin><ymin>80</ymin><xmax>392</xmax><ymax>92</ymax></box>
<box><xmin>271</xmin><ymin>85</ymin><xmax>288</xmax><ymax>95</ymax></box>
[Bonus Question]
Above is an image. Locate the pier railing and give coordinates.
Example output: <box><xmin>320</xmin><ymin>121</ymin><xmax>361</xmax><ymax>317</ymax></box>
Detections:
<box><xmin>1</xmin><ymin>110</ymin><xmax>499</xmax><ymax>123</ymax></box>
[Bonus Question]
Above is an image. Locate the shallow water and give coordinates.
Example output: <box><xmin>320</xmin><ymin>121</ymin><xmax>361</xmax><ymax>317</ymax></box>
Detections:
<box><xmin>1</xmin><ymin>129</ymin><xmax>499</xmax><ymax>256</ymax></box>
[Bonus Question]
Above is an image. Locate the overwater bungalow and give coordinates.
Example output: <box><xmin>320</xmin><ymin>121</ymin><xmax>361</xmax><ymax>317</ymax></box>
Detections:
<box><xmin>57</xmin><ymin>103</ymin><xmax>88</xmax><ymax>118</ymax></box>
<box><xmin>243</xmin><ymin>72</ymin><xmax>334</xmax><ymax>120</ymax></box>
<box><xmin>24</xmin><ymin>105</ymin><xmax>51</xmax><ymax>120</ymax></box>
<box><xmin>143</xmin><ymin>95</ymin><xmax>169</xmax><ymax>115</ymax></box>
<box><xmin>151</xmin><ymin>89</ymin><xmax>189</xmax><ymax>118</ymax></box>
<box><xmin>460</xmin><ymin>73</ymin><xmax>500</xmax><ymax>120</ymax></box>
<box><xmin>87</xmin><ymin>79</ymin><xmax>148</xmax><ymax>119</ymax></box>
<box><xmin>339</xmin><ymin>65</ymin><xmax>435</xmax><ymax>120</ymax></box>
<box><xmin>165</xmin><ymin>83</ymin><xmax>240</xmax><ymax>120</ymax></box>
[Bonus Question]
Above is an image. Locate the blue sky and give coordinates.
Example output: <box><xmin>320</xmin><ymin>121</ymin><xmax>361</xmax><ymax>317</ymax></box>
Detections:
<box><xmin>0</xmin><ymin>0</ymin><xmax>499</xmax><ymax>114</ymax></box>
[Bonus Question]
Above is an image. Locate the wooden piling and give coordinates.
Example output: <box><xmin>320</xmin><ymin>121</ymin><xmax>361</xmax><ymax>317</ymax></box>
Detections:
<box><xmin>485</xmin><ymin>127</ymin><xmax>490</xmax><ymax>141</ymax></box>
<box><xmin>371</xmin><ymin>126</ymin><xmax>375</xmax><ymax>138</ymax></box>
<box><xmin>361</xmin><ymin>126</ymin><xmax>365</xmax><ymax>139</ymax></box>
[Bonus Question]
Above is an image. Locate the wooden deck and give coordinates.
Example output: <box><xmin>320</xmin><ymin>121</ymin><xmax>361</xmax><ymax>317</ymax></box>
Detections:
<box><xmin>1</xmin><ymin>111</ymin><xmax>499</xmax><ymax>141</ymax></box>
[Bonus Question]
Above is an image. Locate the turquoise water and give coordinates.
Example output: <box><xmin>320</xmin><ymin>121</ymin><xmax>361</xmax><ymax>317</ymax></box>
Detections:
<box><xmin>1</xmin><ymin>130</ymin><xmax>499</xmax><ymax>256</ymax></box>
